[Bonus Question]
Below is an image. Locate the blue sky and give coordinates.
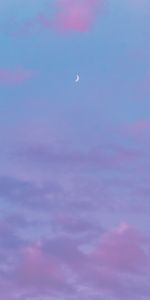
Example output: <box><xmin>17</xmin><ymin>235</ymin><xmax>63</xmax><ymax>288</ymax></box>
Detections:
<box><xmin>0</xmin><ymin>1</ymin><xmax>150</xmax><ymax>299</ymax></box>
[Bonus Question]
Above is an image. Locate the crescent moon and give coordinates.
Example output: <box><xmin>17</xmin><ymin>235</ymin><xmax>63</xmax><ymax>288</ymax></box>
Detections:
<box><xmin>75</xmin><ymin>74</ymin><xmax>80</xmax><ymax>82</ymax></box>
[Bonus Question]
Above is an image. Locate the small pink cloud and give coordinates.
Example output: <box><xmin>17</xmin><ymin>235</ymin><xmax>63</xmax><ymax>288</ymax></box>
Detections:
<box><xmin>0</xmin><ymin>67</ymin><xmax>34</xmax><ymax>84</ymax></box>
<box><xmin>53</xmin><ymin>0</ymin><xmax>103</xmax><ymax>32</ymax></box>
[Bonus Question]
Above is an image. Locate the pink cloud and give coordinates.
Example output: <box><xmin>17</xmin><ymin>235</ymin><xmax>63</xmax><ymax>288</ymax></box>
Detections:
<box><xmin>16</xmin><ymin>242</ymin><xmax>66</xmax><ymax>289</ymax></box>
<box><xmin>78</xmin><ymin>224</ymin><xmax>150</xmax><ymax>298</ymax></box>
<box><xmin>15</xmin><ymin>0</ymin><xmax>104</xmax><ymax>35</ymax></box>
<box><xmin>0</xmin><ymin>67</ymin><xmax>34</xmax><ymax>84</ymax></box>
<box><xmin>52</xmin><ymin>0</ymin><xmax>103</xmax><ymax>32</ymax></box>
<box><xmin>92</xmin><ymin>223</ymin><xmax>148</xmax><ymax>274</ymax></box>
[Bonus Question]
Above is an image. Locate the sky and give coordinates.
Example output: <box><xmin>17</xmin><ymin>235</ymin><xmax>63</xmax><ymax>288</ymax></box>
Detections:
<box><xmin>0</xmin><ymin>0</ymin><xmax>150</xmax><ymax>299</ymax></box>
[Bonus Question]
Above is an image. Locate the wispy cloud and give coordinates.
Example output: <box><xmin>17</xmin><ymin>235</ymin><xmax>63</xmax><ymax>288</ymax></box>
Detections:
<box><xmin>0</xmin><ymin>67</ymin><xmax>34</xmax><ymax>84</ymax></box>
<box><xmin>14</xmin><ymin>0</ymin><xmax>104</xmax><ymax>35</ymax></box>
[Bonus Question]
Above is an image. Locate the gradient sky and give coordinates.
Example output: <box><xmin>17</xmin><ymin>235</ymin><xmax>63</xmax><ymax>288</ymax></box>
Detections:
<box><xmin>0</xmin><ymin>1</ymin><xmax>150</xmax><ymax>299</ymax></box>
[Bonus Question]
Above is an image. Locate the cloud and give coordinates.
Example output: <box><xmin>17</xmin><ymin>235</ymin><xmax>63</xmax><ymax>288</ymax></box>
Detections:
<box><xmin>44</xmin><ymin>236</ymin><xmax>86</xmax><ymax>271</ymax></box>
<box><xmin>10</xmin><ymin>240</ymin><xmax>78</xmax><ymax>297</ymax></box>
<box><xmin>17</xmin><ymin>0</ymin><xmax>104</xmax><ymax>35</ymax></box>
<box><xmin>18</xmin><ymin>141</ymin><xmax>140</xmax><ymax>170</ymax></box>
<box><xmin>78</xmin><ymin>224</ymin><xmax>150</xmax><ymax>299</ymax></box>
<box><xmin>0</xmin><ymin>221</ymin><xmax>150</xmax><ymax>299</ymax></box>
<box><xmin>54</xmin><ymin>213</ymin><xmax>102</xmax><ymax>236</ymax></box>
<box><xmin>91</xmin><ymin>223</ymin><xmax>148</xmax><ymax>274</ymax></box>
<box><xmin>16</xmin><ymin>242</ymin><xmax>66</xmax><ymax>290</ymax></box>
<box><xmin>19</xmin><ymin>143</ymin><xmax>103</xmax><ymax>165</ymax></box>
<box><xmin>0</xmin><ymin>67</ymin><xmax>34</xmax><ymax>84</ymax></box>
<box><xmin>52</xmin><ymin>0</ymin><xmax>103</xmax><ymax>32</ymax></box>
<box><xmin>0</xmin><ymin>175</ymin><xmax>64</xmax><ymax>210</ymax></box>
